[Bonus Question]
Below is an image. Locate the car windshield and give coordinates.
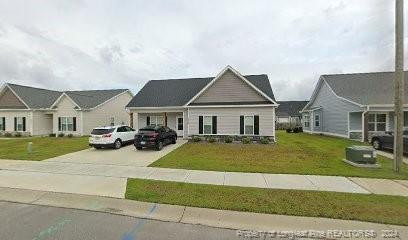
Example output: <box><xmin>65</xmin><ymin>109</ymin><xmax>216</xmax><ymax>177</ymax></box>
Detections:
<box><xmin>91</xmin><ymin>128</ymin><xmax>115</xmax><ymax>135</ymax></box>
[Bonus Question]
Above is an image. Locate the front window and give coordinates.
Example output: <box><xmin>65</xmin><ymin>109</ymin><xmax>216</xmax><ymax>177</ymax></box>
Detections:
<box><xmin>244</xmin><ymin>116</ymin><xmax>254</xmax><ymax>134</ymax></box>
<box><xmin>16</xmin><ymin>117</ymin><xmax>24</xmax><ymax>131</ymax></box>
<box><xmin>368</xmin><ymin>113</ymin><xmax>386</xmax><ymax>132</ymax></box>
<box><xmin>304</xmin><ymin>115</ymin><xmax>310</xmax><ymax>128</ymax></box>
<box><xmin>177</xmin><ymin>118</ymin><xmax>183</xmax><ymax>131</ymax></box>
<box><xmin>150</xmin><ymin>116</ymin><xmax>164</xmax><ymax>126</ymax></box>
<box><xmin>61</xmin><ymin>117</ymin><xmax>74</xmax><ymax>131</ymax></box>
<box><xmin>203</xmin><ymin>116</ymin><xmax>212</xmax><ymax>134</ymax></box>
<box><xmin>314</xmin><ymin>114</ymin><xmax>320</xmax><ymax>127</ymax></box>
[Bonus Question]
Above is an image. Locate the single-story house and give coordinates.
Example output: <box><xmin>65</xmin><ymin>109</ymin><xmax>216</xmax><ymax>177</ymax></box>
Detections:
<box><xmin>276</xmin><ymin>101</ymin><xmax>308</xmax><ymax>124</ymax></box>
<box><xmin>126</xmin><ymin>66</ymin><xmax>278</xmax><ymax>141</ymax></box>
<box><xmin>0</xmin><ymin>83</ymin><xmax>133</xmax><ymax>136</ymax></box>
<box><xmin>301</xmin><ymin>71</ymin><xmax>408</xmax><ymax>142</ymax></box>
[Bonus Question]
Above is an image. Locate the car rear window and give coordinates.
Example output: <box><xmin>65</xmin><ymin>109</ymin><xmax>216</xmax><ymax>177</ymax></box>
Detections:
<box><xmin>91</xmin><ymin>128</ymin><xmax>115</xmax><ymax>135</ymax></box>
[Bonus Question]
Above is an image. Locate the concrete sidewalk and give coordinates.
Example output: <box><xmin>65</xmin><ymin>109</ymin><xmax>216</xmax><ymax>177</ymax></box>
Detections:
<box><xmin>377</xmin><ymin>151</ymin><xmax>408</xmax><ymax>164</ymax></box>
<box><xmin>1</xmin><ymin>159</ymin><xmax>408</xmax><ymax>196</ymax></box>
<box><xmin>0</xmin><ymin>187</ymin><xmax>406</xmax><ymax>240</ymax></box>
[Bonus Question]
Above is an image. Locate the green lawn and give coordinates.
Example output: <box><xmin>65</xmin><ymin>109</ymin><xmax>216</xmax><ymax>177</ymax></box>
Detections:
<box><xmin>0</xmin><ymin>137</ymin><xmax>89</xmax><ymax>161</ymax></box>
<box><xmin>126</xmin><ymin>179</ymin><xmax>408</xmax><ymax>226</ymax></box>
<box><xmin>150</xmin><ymin>131</ymin><xmax>408</xmax><ymax>179</ymax></box>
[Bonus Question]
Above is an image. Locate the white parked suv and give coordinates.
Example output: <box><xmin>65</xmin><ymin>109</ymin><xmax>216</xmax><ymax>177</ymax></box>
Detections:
<box><xmin>89</xmin><ymin>125</ymin><xmax>136</xmax><ymax>149</ymax></box>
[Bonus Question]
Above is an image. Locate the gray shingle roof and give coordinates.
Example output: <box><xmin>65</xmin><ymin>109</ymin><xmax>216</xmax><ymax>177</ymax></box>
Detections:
<box><xmin>65</xmin><ymin>89</ymin><xmax>128</xmax><ymax>109</ymax></box>
<box><xmin>276</xmin><ymin>101</ymin><xmax>309</xmax><ymax>117</ymax></box>
<box><xmin>322</xmin><ymin>71</ymin><xmax>408</xmax><ymax>105</ymax></box>
<box><xmin>126</xmin><ymin>74</ymin><xmax>276</xmax><ymax>107</ymax></box>
<box><xmin>4</xmin><ymin>83</ymin><xmax>128</xmax><ymax>109</ymax></box>
<box><xmin>7</xmin><ymin>83</ymin><xmax>62</xmax><ymax>109</ymax></box>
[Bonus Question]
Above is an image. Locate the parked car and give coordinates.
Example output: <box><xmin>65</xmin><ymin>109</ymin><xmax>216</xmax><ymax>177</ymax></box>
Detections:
<box><xmin>134</xmin><ymin>125</ymin><xmax>177</xmax><ymax>151</ymax></box>
<box><xmin>371</xmin><ymin>131</ymin><xmax>408</xmax><ymax>154</ymax></box>
<box><xmin>89</xmin><ymin>125</ymin><xmax>136</xmax><ymax>149</ymax></box>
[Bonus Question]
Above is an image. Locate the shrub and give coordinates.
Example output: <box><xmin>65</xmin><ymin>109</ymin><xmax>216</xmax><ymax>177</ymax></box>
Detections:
<box><xmin>4</xmin><ymin>132</ymin><xmax>12</xmax><ymax>137</ymax></box>
<box><xmin>207</xmin><ymin>136</ymin><xmax>216</xmax><ymax>143</ymax></box>
<box><xmin>49</xmin><ymin>133</ymin><xmax>56</xmax><ymax>137</ymax></box>
<box><xmin>242</xmin><ymin>137</ymin><xmax>252</xmax><ymax>144</ymax></box>
<box><xmin>192</xmin><ymin>136</ymin><xmax>201</xmax><ymax>142</ymax></box>
<box><xmin>260</xmin><ymin>137</ymin><xmax>270</xmax><ymax>144</ymax></box>
<box><xmin>224</xmin><ymin>136</ymin><xmax>233</xmax><ymax>143</ymax></box>
<box><xmin>67</xmin><ymin>134</ymin><xmax>74</xmax><ymax>138</ymax></box>
<box><xmin>14</xmin><ymin>132</ymin><xmax>22</xmax><ymax>137</ymax></box>
<box><xmin>58</xmin><ymin>133</ymin><xmax>65</xmax><ymax>137</ymax></box>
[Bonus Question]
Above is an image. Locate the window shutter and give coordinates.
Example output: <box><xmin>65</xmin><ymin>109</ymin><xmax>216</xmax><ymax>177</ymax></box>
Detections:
<box><xmin>199</xmin><ymin>116</ymin><xmax>203</xmax><ymax>134</ymax></box>
<box><xmin>22</xmin><ymin>117</ymin><xmax>26</xmax><ymax>131</ymax></box>
<box><xmin>254</xmin><ymin>115</ymin><xmax>259</xmax><ymax>135</ymax></box>
<box><xmin>240</xmin><ymin>116</ymin><xmax>244</xmax><ymax>134</ymax></box>
<box><xmin>146</xmin><ymin>116</ymin><xmax>150</xmax><ymax>126</ymax></box>
<box><xmin>212</xmin><ymin>116</ymin><xmax>217</xmax><ymax>134</ymax></box>
<box><xmin>73</xmin><ymin>117</ymin><xmax>77</xmax><ymax>131</ymax></box>
<box><xmin>14</xmin><ymin>117</ymin><xmax>17</xmax><ymax>131</ymax></box>
<box><xmin>2</xmin><ymin>117</ymin><xmax>5</xmax><ymax>131</ymax></box>
<box><xmin>58</xmin><ymin>117</ymin><xmax>62</xmax><ymax>131</ymax></box>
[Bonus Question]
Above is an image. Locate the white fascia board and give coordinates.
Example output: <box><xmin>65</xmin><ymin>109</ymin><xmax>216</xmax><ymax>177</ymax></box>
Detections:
<box><xmin>184</xmin><ymin>65</ymin><xmax>277</xmax><ymax>106</ymax></box>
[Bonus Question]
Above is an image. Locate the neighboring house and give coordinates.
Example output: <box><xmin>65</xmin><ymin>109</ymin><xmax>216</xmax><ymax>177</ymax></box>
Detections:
<box><xmin>126</xmin><ymin>66</ymin><xmax>278</xmax><ymax>141</ymax></box>
<box><xmin>301</xmin><ymin>71</ymin><xmax>408</xmax><ymax>142</ymax></box>
<box><xmin>0</xmin><ymin>83</ymin><xmax>133</xmax><ymax>136</ymax></box>
<box><xmin>276</xmin><ymin>101</ymin><xmax>308</xmax><ymax>124</ymax></box>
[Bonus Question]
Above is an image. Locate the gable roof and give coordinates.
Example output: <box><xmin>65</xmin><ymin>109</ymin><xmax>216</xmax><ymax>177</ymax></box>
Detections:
<box><xmin>6</xmin><ymin>83</ymin><xmax>62</xmax><ymax>109</ymax></box>
<box><xmin>126</xmin><ymin>72</ymin><xmax>276</xmax><ymax>108</ymax></box>
<box><xmin>321</xmin><ymin>71</ymin><xmax>408</xmax><ymax>106</ymax></box>
<box><xmin>65</xmin><ymin>89</ymin><xmax>129</xmax><ymax>109</ymax></box>
<box><xmin>276</xmin><ymin>101</ymin><xmax>309</xmax><ymax>117</ymax></box>
<box><xmin>1</xmin><ymin>83</ymin><xmax>129</xmax><ymax>110</ymax></box>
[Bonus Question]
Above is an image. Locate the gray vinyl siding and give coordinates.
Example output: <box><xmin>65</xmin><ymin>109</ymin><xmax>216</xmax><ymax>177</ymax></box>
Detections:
<box><xmin>193</xmin><ymin>69</ymin><xmax>267</xmax><ymax>104</ymax></box>
<box><xmin>188</xmin><ymin>107</ymin><xmax>275</xmax><ymax>136</ymax></box>
<box><xmin>308</xmin><ymin>81</ymin><xmax>361</xmax><ymax>136</ymax></box>
<box><xmin>349</xmin><ymin>112</ymin><xmax>362</xmax><ymax>131</ymax></box>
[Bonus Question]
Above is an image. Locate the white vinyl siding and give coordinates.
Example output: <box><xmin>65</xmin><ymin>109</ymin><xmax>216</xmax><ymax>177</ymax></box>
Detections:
<box><xmin>189</xmin><ymin>107</ymin><xmax>275</xmax><ymax>136</ymax></box>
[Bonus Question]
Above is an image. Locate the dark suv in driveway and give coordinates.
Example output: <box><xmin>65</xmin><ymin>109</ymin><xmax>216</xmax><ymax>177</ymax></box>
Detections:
<box><xmin>134</xmin><ymin>125</ymin><xmax>177</xmax><ymax>151</ymax></box>
<box><xmin>371</xmin><ymin>131</ymin><xmax>408</xmax><ymax>154</ymax></box>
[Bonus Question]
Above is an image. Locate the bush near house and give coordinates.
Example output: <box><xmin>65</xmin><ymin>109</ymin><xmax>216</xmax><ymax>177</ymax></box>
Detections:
<box><xmin>224</xmin><ymin>136</ymin><xmax>233</xmax><ymax>143</ymax></box>
<box><xmin>241</xmin><ymin>137</ymin><xmax>252</xmax><ymax>144</ymax></box>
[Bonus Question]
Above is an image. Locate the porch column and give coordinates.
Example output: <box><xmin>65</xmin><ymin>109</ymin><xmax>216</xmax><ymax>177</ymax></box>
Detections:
<box><xmin>363</xmin><ymin>112</ymin><xmax>369</xmax><ymax>142</ymax></box>
<box><xmin>129</xmin><ymin>113</ymin><xmax>133</xmax><ymax>128</ymax></box>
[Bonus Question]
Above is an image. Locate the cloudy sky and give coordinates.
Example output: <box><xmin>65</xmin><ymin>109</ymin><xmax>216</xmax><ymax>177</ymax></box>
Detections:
<box><xmin>0</xmin><ymin>0</ymin><xmax>402</xmax><ymax>100</ymax></box>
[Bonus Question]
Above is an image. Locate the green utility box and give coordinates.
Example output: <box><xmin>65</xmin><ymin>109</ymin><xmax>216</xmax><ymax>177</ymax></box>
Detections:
<box><xmin>345</xmin><ymin>146</ymin><xmax>377</xmax><ymax>164</ymax></box>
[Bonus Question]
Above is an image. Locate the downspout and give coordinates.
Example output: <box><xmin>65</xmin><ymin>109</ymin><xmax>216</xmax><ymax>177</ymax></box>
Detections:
<box><xmin>362</xmin><ymin>106</ymin><xmax>370</xmax><ymax>142</ymax></box>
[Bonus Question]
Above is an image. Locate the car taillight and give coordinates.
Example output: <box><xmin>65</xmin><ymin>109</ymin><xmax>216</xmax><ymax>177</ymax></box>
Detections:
<box><xmin>102</xmin><ymin>134</ymin><xmax>112</xmax><ymax>138</ymax></box>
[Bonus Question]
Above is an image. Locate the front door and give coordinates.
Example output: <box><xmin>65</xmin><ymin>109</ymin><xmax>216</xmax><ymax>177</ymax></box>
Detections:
<box><xmin>176</xmin><ymin>116</ymin><xmax>183</xmax><ymax>138</ymax></box>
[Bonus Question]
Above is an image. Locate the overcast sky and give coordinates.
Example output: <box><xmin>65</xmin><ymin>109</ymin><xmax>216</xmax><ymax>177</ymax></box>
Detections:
<box><xmin>0</xmin><ymin>0</ymin><xmax>402</xmax><ymax>100</ymax></box>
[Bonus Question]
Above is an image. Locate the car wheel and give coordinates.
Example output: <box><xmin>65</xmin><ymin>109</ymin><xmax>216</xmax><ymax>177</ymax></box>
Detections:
<box><xmin>156</xmin><ymin>141</ymin><xmax>163</xmax><ymax>151</ymax></box>
<box><xmin>372</xmin><ymin>139</ymin><xmax>382</xmax><ymax>150</ymax></box>
<box><xmin>114</xmin><ymin>139</ymin><xmax>122</xmax><ymax>149</ymax></box>
<box><xmin>171</xmin><ymin>137</ymin><xmax>176</xmax><ymax>144</ymax></box>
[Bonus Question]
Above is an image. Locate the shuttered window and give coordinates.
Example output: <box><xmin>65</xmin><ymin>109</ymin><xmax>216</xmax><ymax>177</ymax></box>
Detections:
<box><xmin>14</xmin><ymin>117</ymin><xmax>25</xmax><ymax>131</ymax></box>
<box><xmin>0</xmin><ymin>117</ymin><xmax>5</xmax><ymax>131</ymax></box>
<box><xmin>59</xmin><ymin>117</ymin><xmax>76</xmax><ymax>131</ymax></box>
<box><xmin>199</xmin><ymin>116</ymin><xmax>217</xmax><ymax>134</ymax></box>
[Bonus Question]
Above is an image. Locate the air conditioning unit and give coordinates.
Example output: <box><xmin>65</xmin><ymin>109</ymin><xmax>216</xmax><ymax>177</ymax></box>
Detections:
<box><xmin>343</xmin><ymin>146</ymin><xmax>380</xmax><ymax>168</ymax></box>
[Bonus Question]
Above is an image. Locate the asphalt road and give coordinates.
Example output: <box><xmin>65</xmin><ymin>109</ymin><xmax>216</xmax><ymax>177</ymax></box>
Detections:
<box><xmin>0</xmin><ymin>201</ymin><xmax>238</xmax><ymax>240</ymax></box>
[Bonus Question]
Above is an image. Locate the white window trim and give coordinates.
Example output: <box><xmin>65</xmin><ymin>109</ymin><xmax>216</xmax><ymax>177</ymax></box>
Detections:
<box><xmin>314</xmin><ymin>114</ymin><xmax>320</xmax><ymax>127</ymax></box>
<box><xmin>149</xmin><ymin>115</ymin><xmax>165</xmax><ymax>126</ymax></box>
<box><xmin>303</xmin><ymin>114</ymin><xmax>310</xmax><ymax>128</ymax></box>
<box><xmin>244</xmin><ymin>115</ymin><xmax>255</xmax><ymax>135</ymax></box>
<box><xmin>203</xmin><ymin>116</ymin><xmax>213</xmax><ymax>135</ymax></box>
<box><xmin>16</xmin><ymin>117</ymin><xmax>24</xmax><ymax>131</ymax></box>
<box><xmin>368</xmin><ymin>113</ymin><xmax>387</xmax><ymax>132</ymax></box>
<box><xmin>60</xmin><ymin>117</ymin><xmax>74</xmax><ymax>132</ymax></box>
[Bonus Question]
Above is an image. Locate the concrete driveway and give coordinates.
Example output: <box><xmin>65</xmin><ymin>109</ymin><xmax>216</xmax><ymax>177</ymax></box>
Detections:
<box><xmin>44</xmin><ymin>140</ymin><xmax>187</xmax><ymax>167</ymax></box>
